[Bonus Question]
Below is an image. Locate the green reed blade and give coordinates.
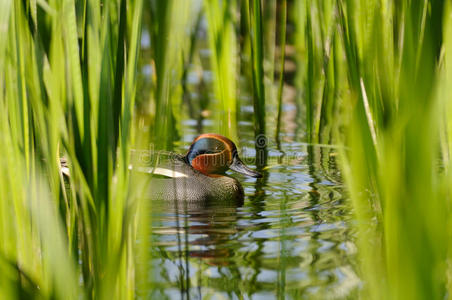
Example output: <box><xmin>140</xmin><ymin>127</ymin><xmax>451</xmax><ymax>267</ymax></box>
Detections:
<box><xmin>149</xmin><ymin>0</ymin><xmax>189</xmax><ymax>150</ymax></box>
<box><xmin>275</xmin><ymin>0</ymin><xmax>287</xmax><ymax>141</ymax></box>
<box><xmin>0</xmin><ymin>0</ymin><xmax>147</xmax><ymax>298</ymax></box>
<box><xmin>337</xmin><ymin>0</ymin><xmax>449</xmax><ymax>299</ymax></box>
<box><xmin>204</xmin><ymin>0</ymin><xmax>238</xmax><ymax>139</ymax></box>
<box><xmin>112</xmin><ymin>0</ymin><xmax>127</xmax><ymax>153</ymax></box>
<box><xmin>63</xmin><ymin>0</ymin><xmax>85</xmax><ymax>140</ymax></box>
<box><xmin>249</xmin><ymin>0</ymin><xmax>266</xmax><ymax>137</ymax></box>
<box><xmin>305</xmin><ymin>0</ymin><xmax>314</xmax><ymax>142</ymax></box>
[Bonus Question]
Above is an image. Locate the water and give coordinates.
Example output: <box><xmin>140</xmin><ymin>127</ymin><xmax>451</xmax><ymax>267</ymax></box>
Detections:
<box><xmin>143</xmin><ymin>137</ymin><xmax>359</xmax><ymax>299</ymax></box>
<box><xmin>138</xmin><ymin>17</ymin><xmax>359</xmax><ymax>299</ymax></box>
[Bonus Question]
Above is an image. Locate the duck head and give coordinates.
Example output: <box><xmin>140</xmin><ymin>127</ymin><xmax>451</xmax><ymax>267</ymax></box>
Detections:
<box><xmin>185</xmin><ymin>133</ymin><xmax>262</xmax><ymax>178</ymax></box>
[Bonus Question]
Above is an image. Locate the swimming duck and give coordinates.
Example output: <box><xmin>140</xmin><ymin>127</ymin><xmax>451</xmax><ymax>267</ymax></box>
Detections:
<box><xmin>140</xmin><ymin>133</ymin><xmax>262</xmax><ymax>204</ymax></box>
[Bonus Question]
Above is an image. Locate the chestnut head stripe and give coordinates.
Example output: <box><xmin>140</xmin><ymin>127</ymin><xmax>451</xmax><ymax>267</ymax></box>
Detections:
<box><xmin>191</xmin><ymin>151</ymin><xmax>229</xmax><ymax>176</ymax></box>
<box><xmin>183</xmin><ymin>133</ymin><xmax>262</xmax><ymax>178</ymax></box>
<box><xmin>186</xmin><ymin>134</ymin><xmax>238</xmax><ymax>175</ymax></box>
<box><xmin>187</xmin><ymin>136</ymin><xmax>233</xmax><ymax>165</ymax></box>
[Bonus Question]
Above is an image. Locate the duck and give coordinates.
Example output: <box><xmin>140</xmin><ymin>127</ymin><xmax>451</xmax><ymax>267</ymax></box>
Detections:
<box><xmin>134</xmin><ymin>133</ymin><xmax>262</xmax><ymax>204</ymax></box>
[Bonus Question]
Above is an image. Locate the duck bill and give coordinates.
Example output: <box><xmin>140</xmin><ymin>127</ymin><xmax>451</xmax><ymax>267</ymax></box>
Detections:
<box><xmin>229</xmin><ymin>156</ymin><xmax>262</xmax><ymax>178</ymax></box>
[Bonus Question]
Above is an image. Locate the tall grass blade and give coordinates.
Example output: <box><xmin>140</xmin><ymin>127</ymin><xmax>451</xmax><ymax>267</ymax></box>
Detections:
<box><xmin>204</xmin><ymin>0</ymin><xmax>238</xmax><ymax>139</ymax></box>
<box><xmin>149</xmin><ymin>0</ymin><xmax>189</xmax><ymax>150</ymax></box>
<box><xmin>249</xmin><ymin>0</ymin><xmax>266</xmax><ymax>136</ymax></box>
<box><xmin>248</xmin><ymin>0</ymin><xmax>267</xmax><ymax>166</ymax></box>
<box><xmin>275</xmin><ymin>0</ymin><xmax>287</xmax><ymax>142</ymax></box>
<box><xmin>338</xmin><ymin>1</ymin><xmax>448</xmax><ymax>299</ymax></box>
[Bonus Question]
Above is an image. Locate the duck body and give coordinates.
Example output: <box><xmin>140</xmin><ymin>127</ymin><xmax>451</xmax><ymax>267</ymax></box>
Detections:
<box><xmin>148</xmin><ymin>155</ymin><xmax>244</xmax><ymax>204</ymax></box>
<box><xmin>132</xmin><ymin>133</ymin><xmax>261</xmax><ymax>204</ymax></box>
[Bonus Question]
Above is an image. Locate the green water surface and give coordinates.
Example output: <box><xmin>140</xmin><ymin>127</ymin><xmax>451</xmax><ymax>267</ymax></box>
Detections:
<box><xmin>143</xmin><ymin>133</ymin><xmax>358</xmax><ymax>299</ymax></box>
<box><xmin>138</xmin><ymin>15</ymin><xmax>359</xmax><ymax>297</ymax></box>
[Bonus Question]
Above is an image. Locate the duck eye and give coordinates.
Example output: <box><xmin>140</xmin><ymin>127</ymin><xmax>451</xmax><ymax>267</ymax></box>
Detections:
<box><xmin>195</xmin><ymin>149</ymin><xmax>221</xmax><ymax>155</ymax></box>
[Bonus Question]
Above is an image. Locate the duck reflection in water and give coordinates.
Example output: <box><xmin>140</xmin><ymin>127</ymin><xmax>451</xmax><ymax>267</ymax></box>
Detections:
<box><xmin>154</xmin><ymin>203</ymin><xmax>242</xmax><ymax>267</ymax></box>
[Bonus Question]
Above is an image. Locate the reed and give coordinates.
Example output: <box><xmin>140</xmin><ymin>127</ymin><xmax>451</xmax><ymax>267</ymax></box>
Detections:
<box><xmin>335</xmin><ymin>1</ymin><xmax>449</xmax><ymax>299</ymax></box>
<box><xmin>147</xmin><ymin>1</ymin><xmax>190</xmax><ymax>150</ymax></box>
<box><xmin>294</xmin><ymin>0</ymin><xmax>339</xmax><ymax>144</ymax></box>
<box><xmin>293</xmin><ymin>0</ymin><xmax>452</xmax><ymax>298</ymax></box>
<box><xmin>248</xmin><ymin>0</ymin><xmax>266</xmax><ymax>138</ymax></box>
<box><xmin>275</xmin><ymin>0</ymin><xmax>287</xmax><ymax>142</ymax></box>
<box><xmin>204</xmin><ymin>0</ymin><xmax>238</xmax><ymax>140</ymax></box>
<box><xmin>0</xmin><ymin>0</ymin><xmax>144</xmax><ymax>298</ymax></box>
